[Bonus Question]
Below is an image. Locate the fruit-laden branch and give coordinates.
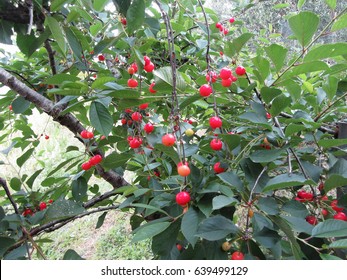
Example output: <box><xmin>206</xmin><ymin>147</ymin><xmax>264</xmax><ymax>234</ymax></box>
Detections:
<box><xmin>0</xmin><ymin>67</ymin><xmax>129</xmax><ymax>189</ymax></box>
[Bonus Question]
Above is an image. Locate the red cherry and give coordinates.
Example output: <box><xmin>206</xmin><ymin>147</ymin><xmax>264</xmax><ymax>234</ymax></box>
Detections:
<box><xmin>333</xmin><ymin>212</ymin><xmax>347</xmax><ymax>221</ymax></box>
<box><xmin>149</xmin><ymin>82</ymin><xmax>157</xmax><ymax>93</ymax></box>
<box><xmin>209</xmin><ymin>116</ymin><xmax>222</xmax><ymax>129</ymax></box>
<box><xmin>177</xmin><ymin>162</ymin><xmax>190</xmax><ymax>177</ymax></box>
<box><xmin>127</xmin><ymin>78</ymin><xmax>138</xmax><ymax>88</ymax></box>
<box><xmin>48</xmin><ymin>199</ymin><xmax>53</xmax><ymax>204</ymax></box>
<box><xmin>162</xmin><ymin>134</ymin><xmax>176</xmax><ymax>146</ymax></box>
<box><xmin>9</xmin><ymin>105</ymin><xmax>13</xmax><ymax>111</ymax></box>
<box><xmin>221</xmin><ymin>78</ymin><xmax>232</xmax><ymax>87</ymax></box>
<box><xmin>80</xmin><ymin>130</ymin><xmax>89</xmax><ymax>139</ymax></box>
<box><xmin>39</xmin><ymin>202</ymin><xmax>47</xmax><ymax>211</ymax></box>
<box><xmin>213</xmin><ymin>162</ymin><xmax>225</xmax><ymax>174</ymax></box>
<box><xmin>305</xmin><ymin>215</ymin><xmax>318</xmax><ymax>225</ymax></box>
<box><xmin>210</xmin><ymin>138</ymin><xmax>223</xmax><ymax>150</ymax></box>
<box><xmin>321</xmin><ymin>209</ymin><xmax>328</xmax><ymax>216</ymax></box>
<box><xmin>229</xmin><ymin>18</ymin><xmax>235</xmax><ymax>23</ymax></box>
<box><xmin>219</xmin><ymin>51</ymin><xmax>224</xmax><ymax>56</ymax></box>
<box><xmin>131</xmin><ymin>62</ymin><xmax>138</xmax><ymax>73</ymax></box>
<box><xmin>129</xmin><ymin>138</ymin><xmax>142</xmax><ymax>149</ymax></box>
<box><xmin>266</xmin><ymin>112</ymin><xmax>272</xmax><ymax>119</ymax></box>
<box><xmin>144</xmin><ymin>61</ymin><xmax>155</xmax><ymax>72</ymax></box>
<box><xmin>231</xmin><ymin>251</ymin><xmax>244</xmax><ymax>260</ymax></box>
<box><xmin>45</xmin><ymin>135</ymin><xmax>49</xmax><ymax>140</ymax></box>
<box><xmin>81</xmin><ymin>161</ymin><xmax>92</xmax><ymax>171</ymax></box>
<box><xmin>89</xmin><ymin>154</ymin><xmax>102</xmax><ymax>165</ymax></box>
<box><xmin>121</xmin><ymin>18</ymin><xmax>127</xmax><ymax>25</ymax></box>
<box><xmin>235</xmin><ymin>66</ymin><xmax>246</xmax><ymax>76</ymax></box>
<box><xmin>144</xmin><ymin>56</ymin><xmax>151</xmax><ymax>66</ymax></box>
<box><xmin>176</xmin><ymin>244</ymin><xmax>183</xmax><ymax>251</ymax></box>
<box><xmin>223</xmin><ymin>28</ymin><xmax>229</xmax><ymax>35</ymax></box>
<box><xmin>176</xmin><ymin>191</ymin><xmax>191</xmax><ymax>206</ymax></box>
<box><xmin>206</xmin><ymin>71</ymin><xmax>218</xmax><ymax>83</ymax></box>
<box><xmin>128</xmin><ymin>67</ymin><xmax>135</xmax><ymax>75</ymax></box>
<box><xmin>86</xmin><ymin>131</ymin><xmax>94</xmax><ymax>139</ymax></box>
<box><xmin>121</xmin><ymin>118</ymin><xmax>127</xmax><ymax>125</ymax></box>
<box><xmin>139</xmin><ymin>103</ymin><xmax>149</xmax><ymax>110</ymax></box>
<box><xmin>199</xmin><ymin>84</ymin><xmax>213</xmax><ymax>97</ymax></box>
<box><xmin>98</xmin><ymin>54</ymin><xmax>105</xmax><ymax>61</ymax></box>
<box><xmin>144</xmin><ymin>123</ymin><xmax>155</xmax><ymax>134</ymax></box>
<box><xmin>331</xmin><ymin>200</ymin><xmax>344</xmax><ymax>212</ymax></box>
<box><xmin>23</xmin><ymin>208</ymin><xmax>33</xmax><ymax>217</ymax></box>
<box><xmin>215</xmin><ymin>22</ymin><xmax>222</xmax><ymax>29</ymax></box>
<box><xmin>131</xmin><ymin>112</ymin><xmax>142</xmax><ymax>122</ymax></box>
<box><xmin>231</xmin><ymin>75</ymin><xmax>238</xmax><ymax>82</ymax></box>
<box><xmin>220</xmin><ymin>67</ymin><xmax>232</xmax><ymax>80</ymax></box>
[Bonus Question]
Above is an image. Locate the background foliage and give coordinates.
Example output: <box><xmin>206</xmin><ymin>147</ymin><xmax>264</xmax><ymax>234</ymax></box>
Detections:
<box><xmin>0</xmin><ymin>0</ymin><xmax>347</xmax><ymax>260</ymax></box>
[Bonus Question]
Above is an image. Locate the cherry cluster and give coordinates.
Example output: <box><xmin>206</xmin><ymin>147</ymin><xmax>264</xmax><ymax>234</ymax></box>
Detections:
<box><xmin>22</xmin><ymin>200</ymin><xmax>53</xmax><ymax>217</ymax></box>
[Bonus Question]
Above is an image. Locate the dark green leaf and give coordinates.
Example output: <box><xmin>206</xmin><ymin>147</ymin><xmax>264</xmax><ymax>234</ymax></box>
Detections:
<box><xmin>269</xmin><ymin>94</ymin><xmax>291</xmax><ymax>116</ymax></box>
<box><xmin>126</xmin><ymin>0</ymin><xmax>145</xmax><ymax>33</ymax></box>
<box><xmin>132</xmin><ymin>221</ymin><xmax>171</xmax><ymax>242</ymax></box>
<box><xmin>16</xmin><ymin>148</ymin><xmax>35</xmax><ymax>167</ymax></box>
<box><xmin>288</xmin><ymin>11</ymin><xmax>320</xmax><ymax>47</ymax></box>
<box><xmin>26</xmin><ymin>169</ymin><xmax>44</xmax><ymax>189</ymax></box>
<box><xmin>181</xmin><ymin>207</ymin><xmax>199</xmax><ymax>247</ymax></box>
<box><xmin>253</xmin><ymin>227</ymin><xmax>281</xmax><ymax>248</ymax></box>
<box><xmin>45</xmin><ymin>74</ymin><xmax>80</xmax><ymax>85</ymax></box>
<box><xmin>72</xmin><ymin>177</ymin><xmax>88</xmax><ymax>203</ymax></box>
<box><xmin>42</xmin><ymin>198</ymin><xmax>85</xmax><ymax>223</ymax></box>
<box><xmin>46</xmin><ymin>16</ymin><xmax>66</xmax><ymax>55</ymax></box>
<box><xmin>261</xmin><ymin>87</ymin><xmax>282</xmax><ymax>104</ymax></box>
<box><xmin>0</xmin><ymin>19</ymin><xmax>13</xmax><ymax>44</ymax></box>
<box><xmin>258</xmin><ymin>197</ymin><xmax>279</xmax><ymax>215</ymax></box>
<box><xmin>281</xmin><ymin>215</ymin><xmax>313</xmax><ymax>234</ymax></box>
<box><xmin>12</xmin><ymin>96</ymin><xmax>30</xmax><ymax>114</ymax></box>
<box><xmin>112</xmin><ymin>0</ymin><xmax>131</xmax><ymax>16</ymax></box>
<box><xmin>212</xmin><ymin>195</ymin><xmax>237</xmax><ymax>210</ymax></box>
<box><xmin>154</xmin><ymin>67</ymin><xmax>186</xmax><ymax>92</ymax></box>
<box><xmin>63</xmin><ymin>249</ymin><xmax>85</xmax><ymax>260</ymax></box>
<box><xmin>93</xmin><ymin>0</ymin><xmax>109</xmax><ymax>11</ymax></box>
<box><xmin>304</xmin><ymin>43</ymin><xmax>347</xmax><ymax>62</ymax></box>
<box><xmin>263</xmin><ymin>173</ymin><xmax>311</xmax><ymax>192</ymax></box>
<box><xmin>89</xmin><ymin>101</ymin><xmax>113</xmax><ymax>136</ymax></box>
<box><xmin>250</xmin><ymin>148</ymin><xmax>284</xmax><ymax>163</ymax></box>
<box><xmin>95</xmin><ymin>212</ymin><xmax>107</xmax><ymax>229</ymax></box>
<box><xmin>325</xmin><ymin>159</ymin><xmax>347</xmax><ymax>192</ymax></box>
<box><xmin>0</xmin><ymin>237</ymin><xmax>16</xmax><ymax>258</ymax></box>
<box><xmin>196</xmin><ymin>215</ymin><xmax>239</xmax><ymax>241</ymax></box>
<box><xmin>328</xmin><ymin>239</ymin><xmax>347</xmax><ymax>249</ymax></box>
<box><xmin>312</xmin><ymin>219</ymin><xmax>347</xmax><ymax>238</ymax></box>
<box><xmin>318</xmin><ymin>138</ymin><xmax>347</xmax><ymax>148</ymax></box>
<box><xmin>103</xmin><ymin>152</ymin><xmax>132</xmax><ymax>169</ymax></box>
<box><xmin>10</xmin><ymin>177</ymin><xmax>21</xmax><ymax>191</ymax></box>
<box><xmin>217</xmin><ymin>171</ymin><xmax>244</xmax><ymax>192</ymax></box>
<box><xmin>225</xmin><ymin>33</ymin><xmax>253</xmax><ymax>56</ymax></box>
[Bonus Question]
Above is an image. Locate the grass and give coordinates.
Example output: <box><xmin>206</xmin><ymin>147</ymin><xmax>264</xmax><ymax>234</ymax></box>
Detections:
<box><xmin>1</xmin><ymin>109</ymin><xmax>152</xmax><ymax>260</ymax></box>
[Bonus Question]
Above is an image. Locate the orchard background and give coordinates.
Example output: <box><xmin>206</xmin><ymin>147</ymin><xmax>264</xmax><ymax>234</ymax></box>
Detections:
<box><xmin>1</xmin><ymin>0</ymin><xmax>347</xmax><ymax>260</ymax></box>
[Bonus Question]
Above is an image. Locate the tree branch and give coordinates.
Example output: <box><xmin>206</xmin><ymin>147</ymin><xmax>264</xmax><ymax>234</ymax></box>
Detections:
<box><xmin>0</xmin><ymin>177</ymin><xmax>20</xmax><ymax>215</ymax></box>
<box><xmin>0</xmin><ymin>67</ymin><xmax>128</xmax><ymax>189</ymax></box>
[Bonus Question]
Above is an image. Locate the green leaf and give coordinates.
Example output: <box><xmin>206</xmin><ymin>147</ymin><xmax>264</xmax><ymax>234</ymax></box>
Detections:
<box><xmin>217</xmin><ymin>171</ymin><xmax>244</xmax><ymax>192</ymax></box>
<box><xmin>17</xmin><ymin>32</ymin><xmax>49</xmax><ymax>58</ymax></box>
<box><xmin>219</xmin><ymin>134</ymin><xmax>240</xmax><ymax>151</ymax></box>
<box><xmin>181</xmin><ymin>207</ymin><xmax>199</xmax><ymax>247</ymax></box>
<box><xmin>42</xmin><ymin>198</ymin><xmax>85</xmax><ymax>223</ymax></box>
<box><xmin>212</xmin><ymin>195</ymin><xmax>237</xmax><ymax>210</ymax></box>
<box><xmin>112</xmin><ymin>0</ymin><xmax>131</xmax><ymax>16</ymax></box>
<box><xmin>285</xmin><ymin>124</ymin><xmax>306</xmax><ymax>137</ymax></box>
<box><xmin>91</xmin><ymin>77</ymin><xmax>116</xmax><ymax>89</ymax></box>
<box><xmin>51</xmin><ymin>0</ymin><xmax>72</xmax><ymax>11</ymax></box>
<box><xmin>154</xmin><ymin>67</ymin><xmax>186</xmax><ymax>92</ymax></box>
<box><xmin>0</xmin><ymin>237</ymin><xmax>16</xmax><ymax>258</ymax></box>
<box><xmin>12</xmin><ymin>96</ymin><xmax>30</xmax><ymax>114</ymax></box>
<box><xmin>132</xmin><ymin>221</ymin><xmax>171</xmax><ymax>242</ymax></box>
<box><xmin>304</xmin><ymin>43</ymin><xmax>347</xmax><ymax>62</ymax></box>
<box><xmin>288</xmin><ymin>11</ymin><xmax>320</xmax><ymax>47</ymax></box>
<box><xmin>297</xmin><ymin>0</ymin><xmax>306</xmax><ymax>9</ymax></box>
<box><xmin>263</xmin><ymin>173</ymin><xmax>311</xmax><ymax>192</ymax></box>
<box><xmin>0</xmin><ymin>17</ymin><xmax>13</xmax><ymax>44</ymax></box>
<box><xmin>63</xmin><ymin>249</ymin><xmax>85</xmax><ymax>260</ymax></box>
<box><xmin>46</xmin><ymin>16</ymin><xmax>66</xmax><ymax>55</ymax></box>
<box><xmin>258</xmin><ymin>197</ymin><xmax>279</xmax><ymax>215</ymax></box>
<box><xmin>320</xmin><ymin>254</ymin><xmax>343</xmax><ymax>260</ymax></box>
<box><xmin>325</xmin><ymin>0</ymin><xmax>336</xmax><ymax>9</ymax></box>
<box><xmin>328</xmin><ymin>239</ymin><xmax>347</xmax><ymax>249</ymax></box>
<box><xmin>323</xmin><ymin>76</ymin><xmax>339</xmax><ymax>100</ymax></box>
<box><xmin>72</xmin><ymin>177</ymin><xmax>88</xmax><ymax>203</ymax></box>
<box><xmin>126</xmin><ymin>0</ymin><xmax>145</xmax><ymax>33</ymax></box>
<box><xmin>318</xmin><ymin>138</ymin><xmax>347</xmax><ymax>148</ymax></box>
<box><xmin>89</xmin><ymin>101</ymin><xmax>113</xmax><ymax>136</ymax></box>
<box><xmin>225</xmin><ymin>33</ymin><xmax>253</xmax><ymax>56</ymax></box>
<box><xmin>261</xmin><ymin>87</ymin><xmax>282</xmax><ymax>104</ymax></box>
<box><xmin>45</xmin><ymin>74</ymin><xmax>80</xmax><ymax>85</ymax></box>
<box><xmin>93</xmin><ymin>0</ymin><xmax>109</xmax><ymax>11</ymax></box>
<box><xmin>17</xmin><ymin>148</ymin><xmax>35</xmax><ymax>167</ymax></box>
<box><xmin>279</xmin><ymin>61</ymin><xmax>329</xmax><ymax>82</ymax></box>
<box><xmin>270</xmin><ymin>94</ymin><xmax>291</xmax><ymax>116</ymax></box>
<box><xmin>324</xmin><ymin>159</ymin><xmax>347</xmax><ymax>192</ymax></box>
<box><xmin>64</xmin><ymin>27</ymin><xmax>83</xmax><ymax>62</ymax></box>
<box><xmin>103</xmin><ymin>152</ymin><xmax>132</xmax><ymax>169</ymax></box>
<box><xmin>10</xmin><ymin>177</ymin><xmax>21</xmax><ymax>191</ymax></box>
<box><xmin>131</xmin><ymin>203</ymin><xmax>170</xmax><ymax>217</ymax></box>
<box><xmin>265</xmin><ymin>44</ymin><xmax>288</xmax><ymax>72</ymax></box>
<box><xmin>282</xmin><ymin>200</ymin><xmax>309</xmax><ymax>218</ymax></box>
<box><xmin>312</xmin><ymin>219</ymin><xmax>347</xmax><ymax>238</ymax></box>
<box><xmin>196</xmin><ymin>215</ymin><xmax>239</xmax><ymax>241</ymax></box>
<box><xmin>253</xmin><ymin>227</ymin><xmax>281</xmax><ymax>248</ymax></box>
<box><xmin>250</xmin><ymin>148</ymin><xmax>284</xmax><ymax>163</ymax></box>
<box><xmin>95</xmin><ymin>212</ymin><xmax>107</xmax><ymax>229</ymax></box>
<box><xmin>238</xmin><ymin>112</ymin><xmax>272</xmax><ymax>129</ymax></box>
<box><xmin>331</xmin><ymin>13</ymin><xmax>347</xmax><ymax>31</ymax></box>
<box><xmin>281</xmin><ymin>215</ymin><xmax>313</xmax><ymax>234</ymax></box>
<box><xmin>107</xmin><ymin>89</ymin><xmax>140</xmax><ymax>99</ymax></box>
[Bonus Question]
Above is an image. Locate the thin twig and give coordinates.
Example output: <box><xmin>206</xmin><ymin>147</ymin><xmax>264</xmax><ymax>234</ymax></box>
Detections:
<box><xmin>26</xmin><ymin>0</ymin><xmax>33</xmax><ymax>34</ymax></box>
<box><xmin>314</xmin><ymin>91</ymin><xmax>347</xmax><ymax>122</ymax></box>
